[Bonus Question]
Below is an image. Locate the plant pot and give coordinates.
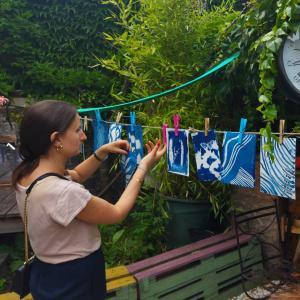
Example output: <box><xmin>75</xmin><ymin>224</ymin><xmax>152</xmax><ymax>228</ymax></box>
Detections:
<box><xmin>166</xmin><ymin>197</ymin><xmax>211</xmax><ymax>248</ymax></box>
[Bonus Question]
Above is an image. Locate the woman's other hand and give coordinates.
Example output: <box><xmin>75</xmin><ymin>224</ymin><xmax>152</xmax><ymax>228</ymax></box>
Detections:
<box><xmin>98</xmin><ymin>140</ymin><xmax>130</xmax><ymax>157</ymax></box>
<box><xmin>139</xmin><ymin>140</ymin><xmax>166</xmax><ymax>171</ymax></box>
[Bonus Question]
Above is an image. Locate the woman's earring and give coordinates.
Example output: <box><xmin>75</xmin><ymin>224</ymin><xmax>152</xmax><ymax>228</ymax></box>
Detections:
<box><xmin>56</xmin><ymin>144</ymin><xmax>63</xmax><ymax>151</ymax></box>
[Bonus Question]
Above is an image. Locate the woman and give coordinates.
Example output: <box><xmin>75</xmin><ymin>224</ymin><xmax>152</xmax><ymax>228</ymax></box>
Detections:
<box><xmin>12</xmin><ymin>100</ymin><xmax>166</xmax><ymax>300</ymax></box>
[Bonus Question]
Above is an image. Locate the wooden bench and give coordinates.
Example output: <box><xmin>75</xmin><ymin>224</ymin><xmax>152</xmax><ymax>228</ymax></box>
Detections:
<box><xmin>127</xmin><ymin>231</ymin><xmax>263</xmax><ymax>300</ymax></box>
<box><xmin>0</xmin><ymin>232</ymin><xmax>263</xmax><ymax>300</ymax></box>
<box><xmin>106</xmin><ymin>266</ymin><xmax>137</xmax><ymax>299</ymax></box>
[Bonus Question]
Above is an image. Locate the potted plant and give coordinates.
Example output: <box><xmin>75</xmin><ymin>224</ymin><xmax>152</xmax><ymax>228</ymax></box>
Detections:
<box><xmin>147</xmin><ymin>152</ymin><xmax>232</xmax><ymax>248</ymax></box>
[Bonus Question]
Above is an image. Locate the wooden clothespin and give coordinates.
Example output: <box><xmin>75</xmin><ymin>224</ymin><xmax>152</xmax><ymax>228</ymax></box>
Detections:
<box><xmin>279</xmin><ymin>119</ymin><xmax>285</xmax><ymax>144</ymax></box>
<box><xmin>116</xmin><ymin>112</ymin><xmax>122</xmax><ymax>123</ymax></box>
<box><xmin>83</xmin><ymin>116</ymin><xmax>88</xmax><ymax>131</ymax></box>
<box><xmin>204</xmin><ymin>118</ymin><xmax>210</xmax><ymax>136</ymax></box>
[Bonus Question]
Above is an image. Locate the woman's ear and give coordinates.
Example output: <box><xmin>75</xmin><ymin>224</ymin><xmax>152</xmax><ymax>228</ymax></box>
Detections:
<box><xmin>50</xmin><ymin>131</ymin><xmax>60</xmax><ymax>145</ymax></box>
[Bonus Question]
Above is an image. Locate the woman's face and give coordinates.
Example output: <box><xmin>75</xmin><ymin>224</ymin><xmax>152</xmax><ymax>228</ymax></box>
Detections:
<box><xmin>59</xmin><ymin>114</ymin><xmax>87</xmax><ymax>157</ymax></box>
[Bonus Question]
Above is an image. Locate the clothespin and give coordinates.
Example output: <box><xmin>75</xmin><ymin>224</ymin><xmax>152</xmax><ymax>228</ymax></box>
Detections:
<box><xmin>238</xmin><ymin>118</ymin><xmax>247</xmax><ymax>144</ymax></box>
<box><xmin>116</xmin><ymin>112</ymin><xmax>122</xmax><ymax>123</ymax></box>
<box><xmin>130</xmin><ymin>112</ymin><xmax>136</xmax><ymax>132</ymax></box>
<box><xmin>279</xmin><ymin>119</ymin><xmax>285</xmax><ymax>144</ymax></box>
<box><xmin>95</xmin><ymin>110</ymin><xmax>101</xmax><ymax>122</ymax></box>
<box><xmin>162</xmin><ymin>124</ymin><xmax>168</xmax><ymax>145</ymax></box>
<box><xmin>204</xmin><ymin>118</ymin><xmax>210</xmax><ymax>136</ymax></box>
<box><xmin>83</xmin><ymin>116</ymin><xmax>88</xmax><ymax>131</ymax></box>
<box><xmin>173</xmin><ymin>114</ymin><xmax>181</xmax><ymax>136</ymax></box>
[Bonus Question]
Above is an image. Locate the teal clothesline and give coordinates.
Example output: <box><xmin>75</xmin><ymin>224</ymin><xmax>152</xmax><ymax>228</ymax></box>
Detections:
<box><xmin>78</xmin><ymin>52</ymin><xmax>240</xmax><ymax>113</ymax></box>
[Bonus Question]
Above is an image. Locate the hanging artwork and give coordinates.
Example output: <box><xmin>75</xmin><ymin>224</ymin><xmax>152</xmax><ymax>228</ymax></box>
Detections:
<box><xmin>167</xmin><ymin>129</ymin><xmax>189</xmax><ymax>176</ymax></box>
<box><xmin>220</xmin><ymin>132</ymin><xmax>256</xmax><ymax>188</ymax></box>
<box><xmin>260</xmin><ymin>137</ymin><xmax>296</xmax><ymax>200</ymax></box>
<box><xmin>191</xmin><ymin>130</ymin><xmax>221</xmax><ymax>181</ymax></box>
<box><xmin>92</xmin><ymin>111</ymin><xmax>109</xmax><ymax>152</ymax></box>
<box><xmin>108</xmin><ymin>123</ymin><xmax>122</xmax><ymax>143</ymax></box>
<box><xmin>121</xmin><ymin>124</ymin><xmax>144</xmax><ymax>185</ymax></box>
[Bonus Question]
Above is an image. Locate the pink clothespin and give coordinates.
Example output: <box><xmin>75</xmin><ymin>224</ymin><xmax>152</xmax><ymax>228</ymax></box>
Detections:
<box><xmin>173</xmin><ymin>114</ymin><xmax>181</xmax><ymax>136</ymax></box>
<box><xmin>162</xmin><ymin>124</ymin><xmax>168</xmax><ymax>145</ymax></box>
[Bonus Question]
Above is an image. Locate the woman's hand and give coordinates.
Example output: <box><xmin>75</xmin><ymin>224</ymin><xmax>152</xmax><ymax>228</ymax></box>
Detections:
<box><xmin>97</xmin><ymin>140</ymin><xmax>130</xmax><ymax>158</ymax></box>
<box><xmin>139</xmin><ymin>140</ymin><xmax>166</xmax><ymax>172</ymax></box>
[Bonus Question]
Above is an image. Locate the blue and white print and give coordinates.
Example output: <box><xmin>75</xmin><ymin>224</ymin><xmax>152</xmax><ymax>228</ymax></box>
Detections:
<box><xmin>121</xmin><ymin>125</ymin><xmax>144</xmax><ymax>185</ymax></box>
<box><xmin>92</xmin><ymin>119</ymin><xmax>109</xmax><ymax>152</ymax></box>
<box><xmin>260</xmin><ymin>137</ymin><xmax>296</xmax><ymax>200</ymax></box>
<box><xmin>191</xmin><ymin>130</ymin><xmax>221</xmax><ymax>181</ymax></box>
<box><xmin>220</xmin><ymin>132</ymin><xmax>256</xmax><ymax>188</ymax></box>
<box><xmin>167</xmin><ymin>129</ymin><xmax>189</xmax><ymax>176</ymax></box>
<box><xmin>108</xmin><ymin>123</ymin><xmax>122</xmax><ymax>143</ymax></box>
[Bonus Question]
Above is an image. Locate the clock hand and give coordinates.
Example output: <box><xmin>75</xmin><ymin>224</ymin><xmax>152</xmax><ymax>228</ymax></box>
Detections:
<box><xmin>287</xmin><ymin>60</ymin><xmax>300</xmax><ymax>66</ymax></box>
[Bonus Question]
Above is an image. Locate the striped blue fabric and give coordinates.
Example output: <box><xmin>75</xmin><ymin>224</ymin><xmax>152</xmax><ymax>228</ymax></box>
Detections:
<box><xmin>260</xmin><ymin>137</ymin><xmax>296</xmax><ymax>200</ymax></box>
<box><xmin>220</xmin><ymin>132</ymin><xmax>256</xmax><ymax>188</ymax></box>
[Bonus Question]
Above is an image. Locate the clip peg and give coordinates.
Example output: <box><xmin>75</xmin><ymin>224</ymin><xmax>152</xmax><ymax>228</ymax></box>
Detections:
<box><xmin>279</xmin><ymin>119</ymin><xmax>285</xmax><ymax>144</ymax></box>
<box><xmin>204</xmin><ymin>118</ymin><xmax>210</xmax><ymax>136</ymax></box>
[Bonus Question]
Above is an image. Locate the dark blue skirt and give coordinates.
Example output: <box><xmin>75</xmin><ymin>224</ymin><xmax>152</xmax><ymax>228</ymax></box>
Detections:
<box><xmin>30</xmin><ymin>248</ymin><xmax>106</xmax><ymax>300</ymax></box>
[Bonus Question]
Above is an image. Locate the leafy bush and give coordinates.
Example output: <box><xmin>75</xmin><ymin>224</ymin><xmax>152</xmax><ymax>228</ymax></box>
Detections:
<box><xmin>100</xmin><ymin>0</ymin><xmax>236</xmax><ymax>220</ymax></box>
<box><xmin>0</xmin><ymin>0</ymin><xmax>119</xmax><ymax>104</ymax></box>
<box><xmin>100</xmin><ymin>188</ymin><xmax>169</xmax><ymax>266</ymax></box>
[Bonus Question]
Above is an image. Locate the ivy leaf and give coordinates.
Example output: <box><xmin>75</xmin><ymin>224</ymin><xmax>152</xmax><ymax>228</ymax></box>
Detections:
<box><xmin>259</xmin><ymin>59</ymin><xmax>271</xmax><ymax>70</ymax></box>
<box><xmin>259</xmin><ymin>95</ymin><xmax>270</xmax><ymax>103</ymax></box>
<box><xmin>285</xmin><ymin>6</ymin><xmax>292</xmax><ymax>17</ymax></box>
<box><xmin>266</xmin><ymin>37</ymin><xmax>282</xmax><ymax>53</ymax></box>
<box><xmin>276</xmin><ymin>28</ymin><xmax>286</xmax><ymax>36</ymax></box>
<box><xmin>263</xmin><ymin>104</ymin><xmax>277</xmax><ymax>121</ymax></box>
<box><xmin>261</xmin><ymin>31</ymin><xmax>274</xmax><ymax>42</ymax></box>
<box><xmin>261</xmin><ymin>75</ymin><xmax>275</xmax><ymax>89</ymax></box>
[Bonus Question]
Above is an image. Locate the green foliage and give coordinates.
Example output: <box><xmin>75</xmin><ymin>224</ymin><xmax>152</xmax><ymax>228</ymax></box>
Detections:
<box><xmin>257</xmin><ymin>0</ymin><xmax>299</xmax><ymax>154</ymax></box>
<box><xmin>100</xmin><ymin>188</ymin><xmax>168</xmax><ymax>267</ymax></box>
<box><xmin>100</xmin><ymin>0</ymin><xmax>236</xmax><ymax>220</ymax></box>
<box><xmin>0</xmin><ymin>0</ymin><xmax>118</xmax><ymax>104</ymax></box>
<box><xmin>0</xmin><ymin>234</ymin><xmax>25</xmax><ymax>290</ymax></box>
<box><xmin>0</xmin><ymin>278</ymin><xmax>6</xmax><ymax>291</ymax></box>
<box><xmin>217</xmin><ymin>0</ymin><xmax>300</xmax><ymax>155</ymax></box>
<box><xmin>293</xmin><ymin>121</ymin><xmax>300</xmax><ymax>132</ymax></box>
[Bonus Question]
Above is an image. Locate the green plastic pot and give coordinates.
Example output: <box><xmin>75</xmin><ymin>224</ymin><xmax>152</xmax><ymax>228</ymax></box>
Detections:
<box><xmin>166</xmin><ymin>197</ymin><xmax>211</xmax><ymax>248</ymax></box>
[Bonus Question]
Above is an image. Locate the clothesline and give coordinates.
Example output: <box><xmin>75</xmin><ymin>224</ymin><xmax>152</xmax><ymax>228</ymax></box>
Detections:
<box><xmin>81</xmin><ymin>117</ymin><xmax>300</xmax><ymax>136</ymax></box>
<box><xmin>77</xmin><ymin>53</ymin><xmax>240</xmax><ymax>113</ymax></box>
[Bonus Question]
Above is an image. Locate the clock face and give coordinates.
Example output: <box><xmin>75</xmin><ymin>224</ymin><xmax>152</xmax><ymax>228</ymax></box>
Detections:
<box><xmin>281</xmin><ymin>31</ymin><xmax>300</xmax><ymax>95</ymax></box>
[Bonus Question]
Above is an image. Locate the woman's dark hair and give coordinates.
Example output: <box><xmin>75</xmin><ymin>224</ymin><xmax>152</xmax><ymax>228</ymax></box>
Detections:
<box><xmin>12</xmin><ymin>100</ymin><xmax>77</xmax><ymax>188</ymax></box>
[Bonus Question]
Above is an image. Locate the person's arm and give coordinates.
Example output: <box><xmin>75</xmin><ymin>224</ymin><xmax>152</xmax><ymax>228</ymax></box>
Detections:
<box><xmin>76</xmin><ymin>140</ymin><xmax>166</xmax><ymax>224</ymax></box>
<box><xmin>68</xmin><ymin>140</ymin><xmax>130</xmax><ymax>183</ymax></box>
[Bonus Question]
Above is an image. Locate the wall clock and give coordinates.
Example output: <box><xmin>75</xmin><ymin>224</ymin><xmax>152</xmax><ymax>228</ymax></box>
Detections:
<box><xmin>278</xmin><ymin>31</ymin><xmax>300</xmax><ymax>104</ymax></box>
